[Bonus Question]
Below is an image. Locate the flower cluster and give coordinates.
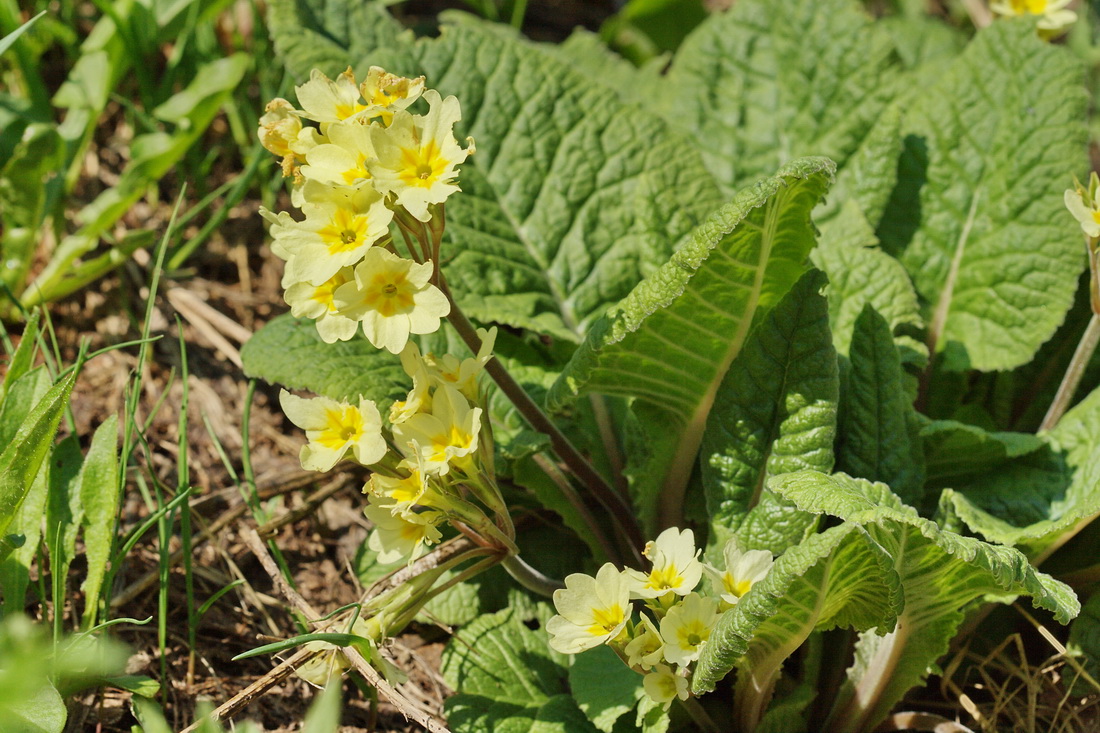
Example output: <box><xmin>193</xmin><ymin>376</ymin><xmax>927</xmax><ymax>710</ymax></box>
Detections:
<box><xmin>258</xmin><ymin>67</ymin><xmax>473</xmax><ymax>353</ymax></box>
<box><xmin>991</xmin><ymin>0</ymin><xmax>1076</xmax><ymax>35</ymax></box>
<box><xmin>547</xmin><ymin>529</ymin><xmax>774</xmax><ymax>706</ymax></box>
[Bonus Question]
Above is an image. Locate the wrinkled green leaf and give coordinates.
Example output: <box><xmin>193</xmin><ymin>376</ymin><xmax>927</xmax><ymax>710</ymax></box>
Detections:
<box><xmin>268</xmin><ymin>0</ymin><xmax>406</xmax><ymax>80</ymax></box>
<box><xmin>693</xmin><ymin>522</ymin><xmax>898</xmax><ymax>733</ymax></box>
<box><xmin>812</xmin><ymin>200</ymin><xmax>923</xmax><ymax>360</ymax></box>
<box><xmin>569</xmin><ymin>646</ymin><xmax>645</xmax><ymax>732</ymax></box>
<box><xmin>242</xmin><ymin>314</ymin><xmax>407</xmax><ymax>406</ymax></box>
<box><xmin>836</xmin><ymin>305</ymin><xmax>924</xmax><ymax>505</ymax></box>
<box><xmin>700</xmin><ymin>268</ymin><xmax>837</xmax><ymax>555</ymax></box>
<box><xmin>882</xmin><ymin>19</ymin><xmax>1088</xmax><ymax>372</ymax></box>
<box><xmin>937</xmin><ymin>383</ymin><xmax>1100</xmax><ymax>556</ymax></box>
<box><xmin>549</xmin><ymin>158</ymin><xmax>834</xmax><ymax>531</ymax></box>
<box><xmin>664</xmin><ymin>0</ymin><xmax>897</xmax><ymax>191</ymax></box>
<box><xmin>773</xmin><ymin>470</ymin><xmax>1079</xmax><ymax>733</ymax></box>
<box><xmin>922</xmin><ymin>418</ymin><xmax>1045</xmax><ymax>489</ymax></box>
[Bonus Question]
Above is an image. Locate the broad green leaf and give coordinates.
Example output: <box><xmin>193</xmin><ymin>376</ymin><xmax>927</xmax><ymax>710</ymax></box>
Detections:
<box><xmin>0</xmin><ymin>371</ymin><xmax>77</xmax><ymax>538</ymax></box>
<box><xmin>0</xmin><ymin>367</ymin><xmax>50</xmax><ymax>611</ymax></box>
<box><xmin>836</xmin><ymin>305</ymin><xmax>924</xmax><ymax>505</ymax></box>
<box><xmin>569</xmin><ymin>646</ymin><xmax>645</xmax><ymax>732</ymax></box>
<box><xmin>548</xmin><ymin>158</ymin><xmax>834</xmax><ymax>531</ymax></box>
<box><xmin>812</xmin><ymin>200</ymin><xmax>923</xmax><ymax>360</ymax></box>
<box><xmin>882</xmin><ymin>19</ymin><xmax>1088</xmax><ymax>372</ymax></box>
<box><xmin>550</xmin><ymin>29</ymin><xmax>665</xmax><ymax>109</ymax></box>
<box><xmin>267</xmin><ymin>0</ymin><xmax>406</xmax><ymax>80</ymax></box>
<box><xmin>441</xmin><ymin>605</ymin><xmax>597</xmax><ymax>732</ymax></box>
<box><xmin>700</xmin><ymin>269</ymin><xmax>837</xmax><ymax>555</ymax></box>
<box><xmin>441</xmin><ymin>605</ymin><xmax>568</xmax><ymax>704</ymax></box>
<box><xmin>937</xmin><ymin>383</ymin><xmax>1100</xmax><ymax>556</ymax></box>
<box><xmin>773</xmin><ymin>470</ymin><xmax>1079</xmax><ymax>733</ymax></box>
<box><xmin>818</xmin><ymin>105</ymin><xmax>902</xmax><ymax>229</ymax></box>
<box><xmin>692</xmin><ymin>522</ymin><xmax>898</xmax><ymax>733</ymax></box>
<box><xmin>664</xmin><ymin>0</ymin><xmax>898</xmax><ymax>192</ymax></box>
<box><xmin>241</xmin><ymin>314</ymin><xmax>407</xmax><ymax>406</ymax></box>
<box><xmin>921</xmin><ymin>418</ymin><xmax>1045</xmax><ymax>489</ymax></box>
<box><xmin>269</xmin><ymin>3</ymin><xmax>725</xmax><ymax>340</ymax></box>
<box><xmin>79</xmin><ymin>414</ymin><xmax>120</xmax><ymax>629</ymax></box>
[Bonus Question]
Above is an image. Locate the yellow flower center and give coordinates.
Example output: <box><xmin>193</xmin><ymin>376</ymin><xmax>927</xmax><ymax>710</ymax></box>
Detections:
<box><xmin>335</xmin><ymin>101</ymin><xmax>368</xmax><ymax>121</ymax></box>
<box><xmin>1090</xmin><ymin>209</ymin><xmax>1100</xmax><ymax>226</ymax></box>
<box><xmin>319</xmin><ymin>208</ymin><xmax>370</xmax><ymax>255</ymax></box>
<box><xmin>675</xmin><ymin>620</ymin><xmax>711</xmax><ymax>651</ymax></box>
<box><xmin>311</xmin><ymin>272</ymin><xmax>351</xmax><ymax>312</ymax></box>
<box><xmin>1009</xmin><ymin>0</ymin><xmax>1049</xmax><ymax>13</ymax></box>
<box><xmin>398</xmin><ymin>141</ymin><xmax>448</xmax><ymax>188</ymax></box>
<box><xmin>399</xmin><ymin>520</ymin><xmax>431</xmax><ymax>543</ymax></box>
<box><xmin>724</xmin><ymin>574</ymin><xmax>753</xmax><ymax>599</ymax></box>
<box><xmin>342</xmin><ymin>153</ymin><xmax>372</xmax><ymax>185</ymax></box>
<box><xmin>646</xmin><ymin>565</ymin><xmax>684</xmax><ymax>592</ymax></box>
<box><xmin>316</xmin><ymin>406</ymin><xmax>364</xmax><ymax>449</ymax></box>
<box><xmin>586</xmin><ymin>604</ymin><xmax>624</xmax><ymax>636</ymax></box>
<box><xmin>428</xmin><ymin>425</ymin><xmax>474</xmax><ymax>464</ymax></box>
<box><xmin>362</xmin><ymin>271</ymin><xmax>416</xmax><ymax>317</ymax></box>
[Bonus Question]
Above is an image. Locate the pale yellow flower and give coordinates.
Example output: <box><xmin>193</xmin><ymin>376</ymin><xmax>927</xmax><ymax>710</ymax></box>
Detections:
<box><xmin>624</xmin><ymin>527</ymin><xmax>703</xmax><ymax>600</ymax></box>
<box><xmin>390</xmin><ymin>348</ymin><xmax>433</xmax><ymax>424</ymax></box>
<box><xmin>642</xmin><ymin>664</ymin><xmax>690</xmax><ymax>705</ymax></box>
<box><xmin>282</xmin><ymin>266</ymin><xmax>360</xmax><ymax>343</ymax></box>
<box><xmin>368</xmin><ymin>462</ymin><xmax>438</xmax><ymax>517</ymax></box>
<box><xmin>274</xmin><ymin>183</ymin><xmax>393</xmax><ymax>286</ymax></box>
<box><xmin>547</xmin><ymin>563</ymin><xmax>632</xmax><ymax>654</ymax></box>
<box><xmin>360</xmin><ymin>67</ymin><xmax>425</xmax><ymax>116</ymax></box>
<box><xmin>279</xmin><ymin>390</ymin><xmax>387</xmax><ymax>472</ymax></box>
<box><xmin>301</xmin><ymin>121</ymin><xmax>376</xmax><ymax>188</ymax></box>
<box><xmin>295</xmin><ymin>67</ymin><xmax>368</xmax><ymax>124</ymax></box>
<box><xmin>333</xmin><ymin>248</ymin><xmax>450</xmax><ymax>354</ymax></box>
<box><xmin>624</xmin><ymin>615</ymin><xmax>665</xmax><ymax>671</ymax></box>
<box><xmin>257</xmin><ymin>98</ymin><xmax>302</xmax><ymax>158</ymax></box>
<box><xmin>405</xmin><ymin>327</ymin><xmax>496</xmax><ymax>402</ymax></box>
<box><xmin>369</xmin><ymin>90</ymin><xmax>473</xmax><ymax>222</ymax></box>
<box><xmin>704</xmin><ymin>537</ymin><xmax>773</xmax><ymax>608</ymax></box>
<box><xmin>1065</xmin><ymin>172</ymin><xmax>1100</xmax><ymax>238</ymax></box>
<box><xmin>365</xmin><ymin>500</ymin><xmax>443</xmax><ymax>564</ymax></box>
<box><xmin>392</xmin><ymin>383</ymin><xmax>482</xmax><ymax>476</ymax></box>
<box><xmin>991</xmin><ymin>0</ymin><xmax>1076</xmax><ymax>32</ymax></box>
<box><xmin>659</xmin><ymin>592</ymin><xmax>718</xmax><ymax>668</ymax></box>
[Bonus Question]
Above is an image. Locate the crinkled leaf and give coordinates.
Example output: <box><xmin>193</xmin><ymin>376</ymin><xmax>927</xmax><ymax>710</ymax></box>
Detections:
<box><xmin>938</xmin><ymin>383</ymin><xmax>1100</xmax><ymax>556</ymax></box>
<box><xmin>812</xmin><ymin>200</ymin><xmax>923</xmax><ymax>360</ymax></box>
<box><xmin>569</xmin><ymin>646</ymin><xmax>645</xmax><ymax>733</ymax></box>
<box><xmin>441</xmin><ymin>605</ymin><xmax>568</xmax><ymax>705</ymax></box>
<box><xmin>818</xmin><ymin>105</ymin><xmax>902</xmax><ymax>229</ymax></box>
<box><xmin>548</xmin><ymin>158</ymin><xmax>834</xmax><ymax>531</ymax></box>
<box><xmin>268</xmin><ymin>0</ymin><xmax>406</xmax><ymax>80</ymax></box>
<box><xmin>772</xmin><ymin>470</ymin><xmax>1079</xmax><ymax>733</ymax></box>
<box><xmin>445</xmin><ymin>694</ymin><xmax>599</xmax><ymax>733</ymax></box>
<box><xmin>836</xmin><ymin>305</ymin><xmax>925</xmax><ymax>505</ymax></box>
<box><xmin>921</xmin><ymin>418</ymin><xmax>1045</xmax><ymax>489</ymax></box>
<box><xmin>664</xmin><ymin>0</ymin><xmax>898</xmax><ymax>191</ymax></box>
<box><xmin>700</xmin><ymin>268</ymin><xmax>837</xmax><ymax>555</ymax></box>
<box><xmin>692</xmin><ymin>521</ymin><xmax>899</xmax><ymax>733</ymax></box>
<box><xmin>882</xmin><ymin>19</ymin><xmax>1088</xmax><ymax>372</ymax></box>
<box><xmin>242</xmin><ymin>314</ymin><xmax>407</xmax><ymax>406</ymax></box>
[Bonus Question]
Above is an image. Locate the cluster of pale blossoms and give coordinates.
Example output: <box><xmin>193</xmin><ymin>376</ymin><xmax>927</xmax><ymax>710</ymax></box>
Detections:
<box><xmin>990</xmin><ymin>0</ymin><xmax>1076</xmax><ymax>34</ymax></box>
<box><xmin>257</xmin><ymin>72</ymin><xmax>519</xmax><ymax>687</ymax></box>
<box><xmin>548</xmin><ymin>529</ymin><xmax>774</xmax><ymax>706</ymax></box>
<box><xmin>258</xmin><ymin>66</ymin><xmax>472</xmax><ymax>352</ymax></box>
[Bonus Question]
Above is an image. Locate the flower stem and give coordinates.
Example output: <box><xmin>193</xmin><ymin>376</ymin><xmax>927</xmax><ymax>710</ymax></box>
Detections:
<box><xmin>501</xmin><ymin>554</ymin><xmax>564</xmax><ymax>597</ymax></box>
<box><xmin>1040</xmin><ymin>312</ymin><xmax>1100</xmax><ymax>432</ymax></box>
<box><xmin>438</xmin><ymin>279</ymin><xmax>645</xmax><ymax>563</ymax></box>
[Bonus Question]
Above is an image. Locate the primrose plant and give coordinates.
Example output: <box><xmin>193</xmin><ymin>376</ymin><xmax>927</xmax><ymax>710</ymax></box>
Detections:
<box><xmin>241</xmin><ymin>0</ymin><xmax>1100</xmax><ymax>730</ymax></box>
